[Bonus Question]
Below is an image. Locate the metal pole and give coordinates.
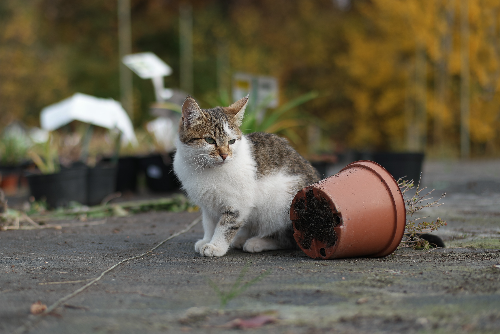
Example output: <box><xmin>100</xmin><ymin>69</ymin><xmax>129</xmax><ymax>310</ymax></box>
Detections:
<box><xmin>179</xmin><ymin>3</ymin><xmax>193</xmax><ymax>94</ymax></box>
<box><xmin>460</xmin><ymin>0</ymin><xmax>470</xmax><ymax>159</ymax></box>
<box><xmin>434</xmin><ymin>0</ymin><xmax>455</xmax><ymax>154</ymax></box>
<box><xmin>415</xmin><ymin>45</ymin><xmax>427</xmax><ymax>152</ymax></box>
<box><xmin>217</xmin><ymin>42</ymin><xmax>230</xmax><ymax>94</ymax></box>
<box><xmin>118</xmin><ymin>0</ymin><xmax>133</xmax><ymax>120</ymax></box>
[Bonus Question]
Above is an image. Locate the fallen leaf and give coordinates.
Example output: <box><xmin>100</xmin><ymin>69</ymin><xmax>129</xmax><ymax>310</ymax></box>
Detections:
<box><xmin>356</xmin><ymin>297</ymin><xmax>369</xmax><ymax>304</ymax></box>
<box><xmin>224</xmin><ymin>315</ymin><xmax>277</xmax><ymax>329</ymax></box>
<box><xmin>30</xmin><ymin>301</ymin><xmax>47</xmax><ymax>315</ymax></box>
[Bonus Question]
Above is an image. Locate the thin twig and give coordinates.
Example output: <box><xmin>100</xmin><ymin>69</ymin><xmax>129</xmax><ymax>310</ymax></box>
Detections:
<box><xmin>39</xmin><ymin>279</ymin><xmax>94</xmax><ymax>285</ymax></box>
<box><xmin>22</xmin><ymin>214</ymin><xmax>41</xmax><ymax>228</ymax></box>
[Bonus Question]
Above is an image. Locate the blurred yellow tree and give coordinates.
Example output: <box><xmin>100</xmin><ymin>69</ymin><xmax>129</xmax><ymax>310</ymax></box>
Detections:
<box><xmin>2</xmin><ymin>0</ymin><xmax>499</xmax><ymax>157</ymax></box>
<box><xmin>0</xmin><ymin>0</ymin><xmax>70</xmax><ymax>127</ymax></box>
<box><xmin>189</xmin><ymin>0</ymin><xmax>353</xmax><ymax>154</ymax></box>
<box><xmin>338</xmin><ymin>0</ymin><xmax>500</xmax><ymax>155</ymax></box>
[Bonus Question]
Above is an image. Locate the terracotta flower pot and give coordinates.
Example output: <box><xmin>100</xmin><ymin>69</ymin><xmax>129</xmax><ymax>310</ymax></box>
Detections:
<box><xmin>290</xmin><ymin>160</ymin><xmax>406</xmax><ymax>260</ymax></box>
<box><xmin>0</xmin><ymin>173</ymin><xmax>20</xmax><ymax>196</ymax></box>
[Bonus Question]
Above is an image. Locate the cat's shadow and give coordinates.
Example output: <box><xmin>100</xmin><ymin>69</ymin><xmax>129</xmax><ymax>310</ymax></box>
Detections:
<box><xmin>221</xmin><ymin>248</ymin><xmax>308</xmax><ymax>258</ymax></box>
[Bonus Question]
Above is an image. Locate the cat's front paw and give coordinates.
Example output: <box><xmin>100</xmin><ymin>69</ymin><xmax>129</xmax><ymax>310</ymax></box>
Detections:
<box><xmin>194</xmin><ymin>239</ymin><xmax>209</xmax><ymax>253</ymax></box>
<box><xmin>200</xmin><ymin>243</ymin><xmax>227</xmax><ymax>257</ymax></box>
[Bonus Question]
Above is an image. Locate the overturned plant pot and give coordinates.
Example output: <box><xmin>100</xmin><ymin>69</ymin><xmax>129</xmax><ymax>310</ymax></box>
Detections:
<box><xmin>290</xmin><ymin>160</ymin><xmax>406</xmax><ymax>260</ymax></box>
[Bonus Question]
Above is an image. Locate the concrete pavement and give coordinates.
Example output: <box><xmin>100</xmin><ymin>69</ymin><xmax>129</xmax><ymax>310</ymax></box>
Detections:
<box><xmin>1</xmin><ymin>158</ymin><xmax>499</xmax><ymax>334</ymax></box>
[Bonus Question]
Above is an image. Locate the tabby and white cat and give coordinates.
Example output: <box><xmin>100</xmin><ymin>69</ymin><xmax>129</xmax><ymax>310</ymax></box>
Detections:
<box><xmin>173</xmin><ymin>96</ymin><xmax>320</xmax><ymax>257</ymax></box>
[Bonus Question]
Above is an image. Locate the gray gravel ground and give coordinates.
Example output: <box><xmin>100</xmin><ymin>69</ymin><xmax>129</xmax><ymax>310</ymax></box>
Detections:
<box><xmin>1</xmin><ymin>158</ymin><xmax>499</xmax><ymax>334</ymax></box>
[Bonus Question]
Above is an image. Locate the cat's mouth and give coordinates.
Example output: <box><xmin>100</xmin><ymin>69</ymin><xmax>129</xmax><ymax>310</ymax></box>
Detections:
<box><xmin>207</xmin><ymin>158</ymin><xmax>229</xmax><ymax>167</ymax></box>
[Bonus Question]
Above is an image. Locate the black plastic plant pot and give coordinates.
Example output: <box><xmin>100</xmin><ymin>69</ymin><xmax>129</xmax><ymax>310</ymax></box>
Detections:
<box><xmin>26</xmin><ymin>166</ymin><xmax>87</xmax><ymax>209</ymax></box>
<box><xmin>311</xmin><ymin>161</ymin><xmax>329</xmax><ymax>179</ymax></box>
<box><xmin>372</xmin><ymin>152</ymin><xmax>425</xmax><ymax>183</ymax></box>
<box><xmin>102</xmin><ymin>156</ymin><xmax>139</xmax><ymax>193</ymax></box>
<box><xmin>0</xmin><ymin>164</ymin><xmax>22</xmax><ymax>176</ymax></box>
<box><xmin>138</xmin><ymin>153</ymin><xmax>181</xmax><ymax>193</ymax></box>
<box><xmin>116</xmin><ymin>156</ymin><xmax>139</xmax><ymax>193</ymax></box>
<box><xmin>87</xmin><ymin>164</ymin><xmax>117</xmax><ymax>206</ymax></box>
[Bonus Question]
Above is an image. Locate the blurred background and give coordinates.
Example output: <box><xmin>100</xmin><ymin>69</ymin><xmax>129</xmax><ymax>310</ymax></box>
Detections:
<box><xmin>1</xmin><ymin>0</ymin><xmax>500</xmax><ymax>205</ymax></box>
<box><xmin>2</xmin><ymin>0</ymin><xmax>500</xmax><ymax>156</ymax></box>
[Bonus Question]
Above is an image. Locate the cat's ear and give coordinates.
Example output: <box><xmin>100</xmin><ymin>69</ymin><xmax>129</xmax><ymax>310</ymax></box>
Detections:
<box><xmin>181</xmin><ymin>96</ymin><xmax>203</xmax><ymax>129</ymax></box>
<box><xmin>224</xmin><ymin>95</ymin><xmax>248</xmax><ymax>127</ymax></box>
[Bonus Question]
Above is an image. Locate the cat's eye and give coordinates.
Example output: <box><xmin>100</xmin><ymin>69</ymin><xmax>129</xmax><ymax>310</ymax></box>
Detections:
<box><xmin>228</xmin><ymin>139</ymin><xmax>236</xmax><ymax>145</ymax></box>
<box><xmin>204</xmin><ymin>137</ymin><xmax>216</xmax><ymax>145</ymax></box>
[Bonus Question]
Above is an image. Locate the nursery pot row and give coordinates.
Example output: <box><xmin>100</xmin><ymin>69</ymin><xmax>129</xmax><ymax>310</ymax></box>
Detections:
<box><xmin>26</xmin><ymin>164</ymin><xmax>116</xmax><ymax>208</ymax></box>
<box><xmin>102</xmin><ymin>153</ymin><xmax>180</xmax><ymax>194</ymax></box>
<box><xmin>290</xmin><ymin>160</ymin><xmax>406</xmax><ymax>260</ymax></box>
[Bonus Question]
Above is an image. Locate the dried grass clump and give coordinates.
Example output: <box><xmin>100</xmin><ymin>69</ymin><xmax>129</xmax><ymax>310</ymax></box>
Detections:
<box><xmin>398</xmin><ymin>177</ymin><xmax>447</xmax><ymax>249</ymax></box>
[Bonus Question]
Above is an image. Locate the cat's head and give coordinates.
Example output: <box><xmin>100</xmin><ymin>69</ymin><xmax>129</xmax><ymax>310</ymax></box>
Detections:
<box><xmin>177</xmin><ymin>95</ymin><xmax>248</xmax><ymax>167</ymax></box>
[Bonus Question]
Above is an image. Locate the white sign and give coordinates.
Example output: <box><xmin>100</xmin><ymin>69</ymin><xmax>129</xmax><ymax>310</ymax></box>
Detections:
<box><xmin>233</xmin><ymin>73</ymin><xmax>278</xmax><ymax>108</ymax></box>
<box><xmin>122</xmin><ymin>52</ymin><xmax>172</xmax><ymax>79</ymax></box>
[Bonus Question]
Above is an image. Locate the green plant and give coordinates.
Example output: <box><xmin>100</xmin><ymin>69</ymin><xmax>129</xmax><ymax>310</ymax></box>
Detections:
<box><xmin>207</xmin><ymin>262</ymin><xmax>271</xmax><ymax>309</ymax></box>
<box><xmin>398</xmin><ymin>177</ymin><xmax>447</xmax><ymax>249</ymax></box>
<box><xmin>26</xmin><ymin>195</ymin><xmax>195</xmax><ymax>221</ymax></box>
<box><xmin>27</xmin><ymin>132</ymin><xmax>60</xmax><ymax>174</ymax></box>
<box><xmin>0</xmin><ymin>131</ymin><xmax>30</xmax><ymax>165</ymax></box>
<box><xmin>118</xmin><ymin>129</ymin><xmax>155</xmax><ymax>156</ymax></box>
<box><xmin>206</xmin><ymin>90</ymin><xmax>318</xmax><ymax>143</ymax></box>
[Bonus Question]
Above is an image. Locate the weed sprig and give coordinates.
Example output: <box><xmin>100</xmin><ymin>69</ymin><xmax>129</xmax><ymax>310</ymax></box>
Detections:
<box><xmin>207</xmin><ymin>262</ymin><xmax>271</xmax><ymax>309</ymax></box>
<box><xmin>398</xmin><ymin>176</ymin><xmax>447</xmax><ymax>249</ymax></box>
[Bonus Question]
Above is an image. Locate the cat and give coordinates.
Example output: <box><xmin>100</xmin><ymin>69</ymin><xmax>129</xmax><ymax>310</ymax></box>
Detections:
<box><xmin>173</xmin><ymin>95</ymin><xmax>320</xmax><ymax>257</ymax></box>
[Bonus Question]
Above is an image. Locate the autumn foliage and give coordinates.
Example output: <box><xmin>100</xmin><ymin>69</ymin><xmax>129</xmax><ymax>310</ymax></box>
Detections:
<box><xmin>1</xmin><ymin>0</ymin><xmax>499</xmax><ymax>157</ymax></box>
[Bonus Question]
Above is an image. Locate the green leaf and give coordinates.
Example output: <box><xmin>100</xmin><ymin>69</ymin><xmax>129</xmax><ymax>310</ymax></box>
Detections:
<box><xmin>259</xmin><ymin>91</ymin><xmax>318</xmax><ymax>132</ymax></box>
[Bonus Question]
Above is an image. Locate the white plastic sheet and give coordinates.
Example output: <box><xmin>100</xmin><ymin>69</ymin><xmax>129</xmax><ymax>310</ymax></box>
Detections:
<box><xmin>40</xmin><ymin>93</ymin><xmax>137</xmax><ymax>145</ymax></box>
<box><xmin>146</xmin><ymin>117</ymin><xmax>177</xmax><ymax>152</ymax></box>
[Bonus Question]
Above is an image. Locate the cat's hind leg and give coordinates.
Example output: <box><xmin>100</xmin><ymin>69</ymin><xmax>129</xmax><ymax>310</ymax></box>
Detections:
<box><xmin>231</xmin><ymin>225</ymin><xmax>252</xmax><ymax>249</ymax></box>
<box><xmin>243</xmin><ymin>237</ymin><xmax>282</xmax><ymax>253</ymax></box>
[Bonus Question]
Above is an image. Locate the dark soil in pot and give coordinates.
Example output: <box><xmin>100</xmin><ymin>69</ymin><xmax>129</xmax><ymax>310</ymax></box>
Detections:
<box><xmin>292</xmin><ymin>188</ymin><xmax>342</xmax><ymax>250</ymax></box>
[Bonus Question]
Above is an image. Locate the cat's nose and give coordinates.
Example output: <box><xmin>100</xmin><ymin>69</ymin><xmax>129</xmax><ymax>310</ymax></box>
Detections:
<box><xmin>220</xmin><ymin>153</ymin><xmax>228</xmax><ymax>161</ymax></box>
